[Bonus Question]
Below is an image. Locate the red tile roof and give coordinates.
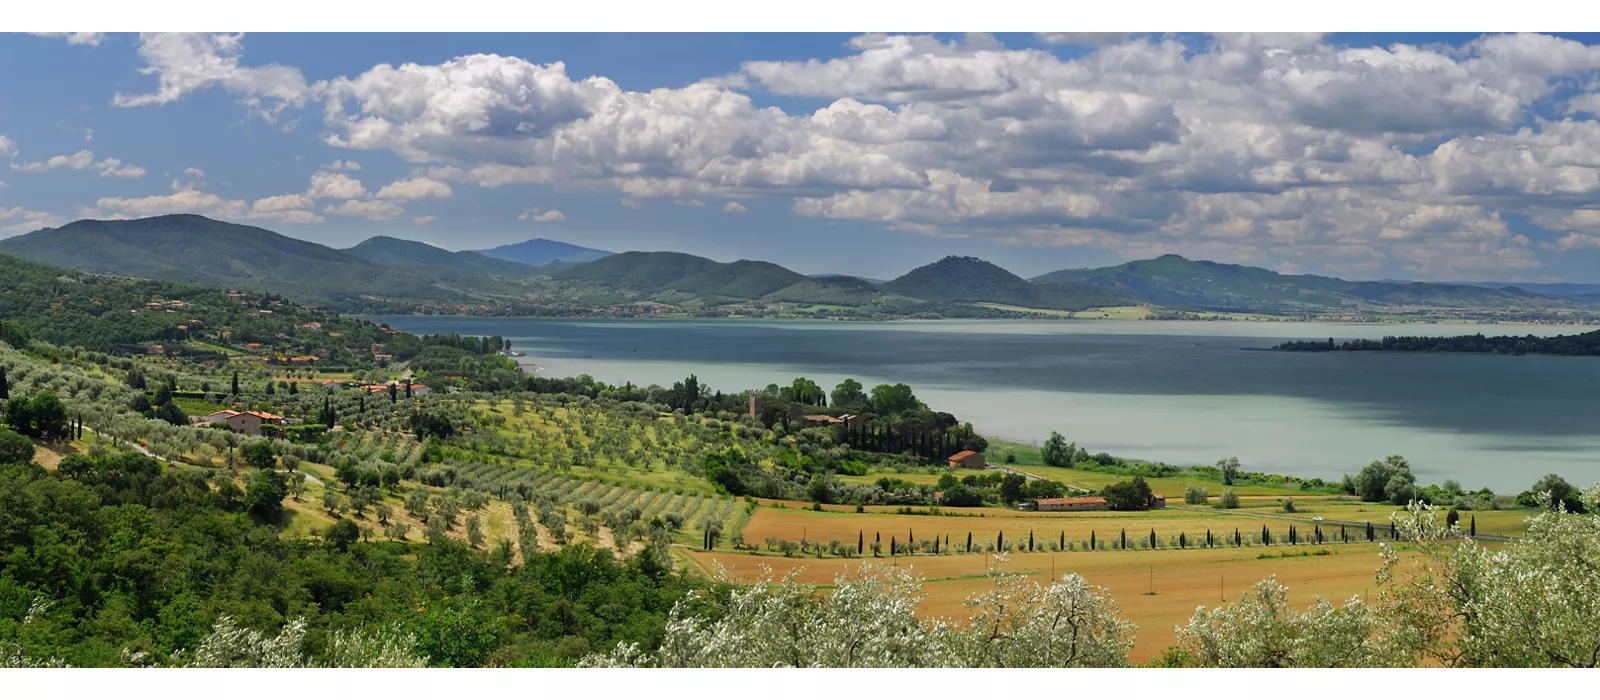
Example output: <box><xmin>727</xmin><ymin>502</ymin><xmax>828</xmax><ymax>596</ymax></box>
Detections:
<box><xmin>948</xmin><ymin>450</ymin><xmax>978</xmax><ymax>460</ymax></box>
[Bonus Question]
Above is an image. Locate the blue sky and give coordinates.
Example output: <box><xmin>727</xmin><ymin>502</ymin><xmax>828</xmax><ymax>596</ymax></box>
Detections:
<box><xmin>4</xmin><ymin>32</ymin><xmax>1600</xmax><ymax>281</ymax></box>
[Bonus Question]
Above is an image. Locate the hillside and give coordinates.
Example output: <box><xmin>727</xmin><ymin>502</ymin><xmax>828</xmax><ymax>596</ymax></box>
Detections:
<box><xmin>346</xmin><ymin>236</ymin><xmax>545</xmax><ymax>278</ymax></box>
<box><xmin>0</xmin><ymin>251</ymin><xmax>395</xmax><ymax>361</ymax></box>
<box><xmin>554</xmin><ymin>251</ymin><xmax>726</xmax><ymax>290</ymax></box>
<box><xmin>474</xmin><ymin>237</ymin><xmax>611</xmax><ymax>266</ymax></box>
<box><xmin>1035</xmin><ymin>254</ymin><xmax>1577</xmax><ymax>312</ymax></box>
<box><xmin>881</xmin><ymin>256</ymin><xmax>1134</xmax><ymax>311</ymax></box>
<box><xmin>0</xmin><ymin>215</ymin><xmax>523</xmax><ymax>311</ymax></box>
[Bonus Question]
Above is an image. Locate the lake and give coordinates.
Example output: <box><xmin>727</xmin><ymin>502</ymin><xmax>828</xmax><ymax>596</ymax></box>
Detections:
<box><xmin>367</xmin><ymin>317</ymin><xmax>1600</xmax><ymax>491</ymax></box>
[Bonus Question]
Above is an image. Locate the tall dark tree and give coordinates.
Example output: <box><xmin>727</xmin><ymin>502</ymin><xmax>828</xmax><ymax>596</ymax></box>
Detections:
<box><xmin>0</xmin><ymin>365</ymin><xmax>8</xmax><ymax>400</ymax></box>
<box><xmin>231</xmin><ymin>370</ymin><xmax>240</xmax><ymax>396</ymax></box>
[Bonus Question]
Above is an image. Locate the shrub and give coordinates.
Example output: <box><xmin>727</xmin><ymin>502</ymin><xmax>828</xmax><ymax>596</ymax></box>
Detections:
<box><xmin>1184</xmin><ymin>484</ymin><xmax>1209</xmax><ymax>505</ymax></box>
<box><xmin>1218</xmin><ymin>488</ymin><xmax>1240</xmax><ymax>509</ymax></box>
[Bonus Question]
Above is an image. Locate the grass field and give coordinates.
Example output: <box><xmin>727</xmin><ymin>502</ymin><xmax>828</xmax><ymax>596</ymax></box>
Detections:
<box><xmin>682</xmin><ymin>542</ymin><xmax>1402</xmax><ymax>664</ymax></box>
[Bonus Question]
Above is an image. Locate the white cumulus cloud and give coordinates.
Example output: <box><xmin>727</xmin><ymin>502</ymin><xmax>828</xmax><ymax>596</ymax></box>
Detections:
<box><xmin>11</xmin><ymin>150</ymin><xmax>146</xmax><ymax>178</ymax></box>
<box><xmin>376</xmin><ymin>177</ymin><xmax>453</xmax><ymax>201</ymax></box>
<box><xmin>518</xmin><ymin>207</ymin><xmax>565</xmax><ymax>222</ymax></box>
<box><xmin>724</xmin><ymin>201</ymin><xmax>748</xmax><ymax>213</ymax></box>
<box><xmin>324</xmin><ymin>200</ymin><xmax>404</xmax><ymax>221</ymax></box>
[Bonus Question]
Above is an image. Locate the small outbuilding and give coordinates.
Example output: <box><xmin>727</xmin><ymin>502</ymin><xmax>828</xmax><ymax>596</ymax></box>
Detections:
<box><xmin>947</xmin><ymin>450</ymin><xmax>987</xmax><ymax>469</ymax></box>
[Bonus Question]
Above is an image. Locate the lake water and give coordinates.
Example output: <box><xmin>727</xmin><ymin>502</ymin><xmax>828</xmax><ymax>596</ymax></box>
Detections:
<box><xmin>367</xmin><ymin>317</ymin><xmax>1600</xmax><ymax>491</ymax></box>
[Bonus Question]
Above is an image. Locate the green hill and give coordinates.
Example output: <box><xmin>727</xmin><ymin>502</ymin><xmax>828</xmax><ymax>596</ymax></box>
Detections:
<box><xmin>0</xmin><ymin>215</ymin><xmax>522</xmax><ymax>311</ymax></box>
<box><xmin>0</xmin><ymin>251</ymin><xmax>395</xmax><ymax>361</ymax></box>
<box><xmin>1034</xmin><ymin>254</ymin><xmax>1575</xmax><ymax>312</ymax></box>
<box><xmin>666</xmin><ymin>260</ymin><xmax>810</xmax><ymax>299</ymax></box>
<box><xmin>346</xmin><ymin>236</ymin><xmax>545</xmax><ymax>278</ymax></box>
<box><xmin>554</xmin><ymin>251</ymin><xmax>726</xmax><ymax>291</ymax></box>
<box><xmin>881</xmin><ymin>256</ymin><xmax>1134</xmax><ymax>311</ymax></box>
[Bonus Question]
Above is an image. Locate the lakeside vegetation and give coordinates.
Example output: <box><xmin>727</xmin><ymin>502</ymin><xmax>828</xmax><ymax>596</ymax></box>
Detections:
<box><xmin>1274</xmin><ymin>329</ymin><xmax>1600</xmax><ymax>356</ymax></box>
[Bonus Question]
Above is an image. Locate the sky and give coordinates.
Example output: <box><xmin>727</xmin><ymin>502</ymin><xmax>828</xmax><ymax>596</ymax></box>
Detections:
<box><xmin>4</xmin><ymin>31</ymin><xmax>1600</xmax><ymax>282</ymax></box>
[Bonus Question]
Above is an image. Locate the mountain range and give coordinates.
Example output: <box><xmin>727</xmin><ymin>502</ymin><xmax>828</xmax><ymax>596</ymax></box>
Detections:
<box><xmin>0</xmin><ymin>214</ymin><xmax>1590</xmax><ymax>318</ymax></box>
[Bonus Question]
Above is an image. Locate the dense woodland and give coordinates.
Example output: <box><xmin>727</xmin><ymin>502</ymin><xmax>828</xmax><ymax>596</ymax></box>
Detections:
<box><xmin>1273</xmin><ymin>330</ymin><xmax>1600</xmax><ymax>356</ymax></box>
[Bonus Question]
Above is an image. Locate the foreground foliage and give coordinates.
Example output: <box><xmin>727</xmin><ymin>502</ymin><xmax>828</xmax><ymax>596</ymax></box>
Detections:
<box><xmin>581</xmin><ymin>559</ymin><xmax>1134</xmax><ymax>668</ymax></box>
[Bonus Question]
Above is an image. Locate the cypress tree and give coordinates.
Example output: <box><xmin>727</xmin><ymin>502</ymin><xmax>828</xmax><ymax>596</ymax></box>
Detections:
<box><xmin>1341</xmin><ymin>524</ymin><xmax>1347</xmax><ymax>543</ymax></box>
<box><xmin>1470</xmin><ymin>516</ymin><xmax>1476</xmax><ymax>538</ymax></box>
<box><xmin>997</xmin><ymin>530</ymin><xmax>1003</xmax><ymax>552</ymax></box>
<box><xmin>231</xmin><ymin>371</ymin><xmax>239</xmax><ymax>396</ymax></box>
<box><xmin>891</xmin><ymin>537</ymin><xmax>897</xmax><ymax>556</ymax></box>
<box><xmin>1235</xmin><ymin>528</ymin><xmax>1241</xmax><ymax>546</ymax></box>
<box><xmin>1028</xmin><ymin>531</ymin><xmax>1034</xmax><ymax>552</ymax></box>
<box><xmin>1120</xmin><ymin>529</ymin><xmax>1126</xmax><ymax>550</ymax></box>
<box><xmin>859</xmin><ymin>530</ymin><xmax>864</xmax><ymax>554</ymax></box>
<box><xmin>1367</xmin><ymin>522</ymin><xmax>1374</xmax><ymax>542</ymax></box>
<box><xmin>1060</xmin><ymin>532</ymin><xmax>1065</xmax><ymax>550</ymax></box>
<box><xmin>0</xmin><ymin>365</ymin><xmax>8</xmax><ymax>400</ymax></box>
<box><xmin>1150</xmin><ymin>528</ymin><xmax>1157</xmax><ymax>549</ymax></box>
<box><xmin>1390</xmin><ymin>522</ymin><xmax>1397</xmax><ymax>540</ymax></box>
<box><xmin>1180</xmin><ymin>533</ymin><xmax>1186</xmax><ymax>549</ymax></box>
<box><xmin>1206</xmin><ymin>529</ymin><xmax>1212</xmax><ymax>547</ymax></box>
<box><xmin>406</xmin><ymin>383</ymin><xmax>413</xmax><ymax>399</ymax></box>
<box><xmin>966</xmin><ymin>532</ymin><xmax>972</xmax><ymax>553</ymax></box>
<box><xmin>1091</xmin><ymin>530</ymin><xmax>1096</xmax><ymax>550</ymax></box>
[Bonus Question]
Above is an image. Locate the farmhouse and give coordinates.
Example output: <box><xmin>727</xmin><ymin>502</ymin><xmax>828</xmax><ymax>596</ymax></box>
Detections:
<box><xmin>199</xmin><ymin>409</ymin><xmax>287</xmax><ymax>436</ymax></box>
<box><xmin>804</xmin><ymin>414</ymin><xmax>844</xmax><ymax>425</ymax></box>
<box><xmin>146</xmin><ymin>344</ymin><xmax>166</xmax><ymax>356</ymax></box>
<box><xmin>1151</xmin><ymin>494</ymin><xmax>1168</xmax><ymax>509</ymax></box>
<box><xmin>1035</xmin><ymin>496</ymin><xmax>1109</xmax><ymax>512</ymax></box>
<box><xmin>947</xmin><ymin>450</ymin><xmax>987</xmax><ymax>469</ymax></box>
<box><xmin>838</xmin><ymin>413</ymin><xmax>865</xmax><ymax>429</ymax></box>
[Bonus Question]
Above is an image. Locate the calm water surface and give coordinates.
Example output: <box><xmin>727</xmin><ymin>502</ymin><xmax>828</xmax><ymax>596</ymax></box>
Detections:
<box><xmin>368</xmin><ymin>317</ymin><xmax>1600</xmax><ymax>491</ymax></box>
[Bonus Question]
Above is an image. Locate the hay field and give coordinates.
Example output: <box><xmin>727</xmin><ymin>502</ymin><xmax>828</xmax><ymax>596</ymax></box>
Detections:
<box><xmin>682</xmin><ymin>543</ymin><xmax>1396</xmax><ymax>664</ymax></box>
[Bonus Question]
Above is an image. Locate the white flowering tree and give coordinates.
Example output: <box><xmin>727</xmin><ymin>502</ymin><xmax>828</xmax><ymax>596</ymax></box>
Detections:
<box><xmin>952</xmin><ymin>570</ymin><xmax>1136</xmax><ymax>667</ymax></box>
<box><xmin>581</xmin><ymin>560</ymin><xmax>1135</xmax><ymax>668</ymax></box>
<box><xmin>584</xmin><ymin>563</ymin><xmax>952</xmax><ymax>667</ymax></box>
<box><xmin>1377</xmin><ymin>487</ymin><xmax>1600</xmax><ymax>667</ymax></box>
<box><xmin>1176</xmin><ymin>576</ymin><xmax>1408</xmax><ymax>667</ymax></box>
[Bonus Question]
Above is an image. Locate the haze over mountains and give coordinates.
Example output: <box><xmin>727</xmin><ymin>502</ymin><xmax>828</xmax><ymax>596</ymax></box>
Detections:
<box><xmin>0</xmin><ymin>214</ymin><xmax>1590</xmax><ymax>318</ymax></box>
<box><xmin>472</xmin><ymin>238</ymin><xmax>612</xmax><ymax>266</ymax></box>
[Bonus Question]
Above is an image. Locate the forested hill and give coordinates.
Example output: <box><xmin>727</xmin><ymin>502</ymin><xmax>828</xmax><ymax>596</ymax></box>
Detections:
<box><xmin>1273</xmin><ymin>329</ymin><xmax>1600</xmax><ymax>356</ymax></box>
<box><xmin>883</xmin><ymin>256</ymin><xmax>1133</xmax><ymax>311</ymax></box>
<box><xmin>0</xmin><ymin>251</ymin><xmax>397</xmax><ymax>361</ymax></box>
<box><xmin>0</xmin><ymin>215</ymin><xmax>527</xmax><ymax>312</ymax></box>
<box><xmin>345</xmin><ymin>236</ymin><xmax>546</xmax><ymax>278</ymax></box>
<box><xmin>1034</xmin><ymin>254</ymin><xmax>1573</xmax><ymax>312</ymax></box>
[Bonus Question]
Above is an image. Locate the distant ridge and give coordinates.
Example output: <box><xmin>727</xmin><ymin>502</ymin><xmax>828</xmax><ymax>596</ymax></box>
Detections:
<box><xmin>473</xmin><ymin>238</ymin><xmax>611</xmax><ymax>266</ymax></box>
<box><xmin>0</xmin><ymin>214</ymin><xmax>539</xmax><ymax>312</ymax></box>
<box><xmin>881</xmin><ymin>255</ymin><xmax>1132</xmax><ymax>311</ymax></box>
<box><xmin>1033</xmin><ymin>254</ymin><xmax>1572</xmax><ymax>312</ymax></box>
<box><xmin>347</xmin><ymin>236</ymin><xmax>545</xmax><ymax>278</ymax></box>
